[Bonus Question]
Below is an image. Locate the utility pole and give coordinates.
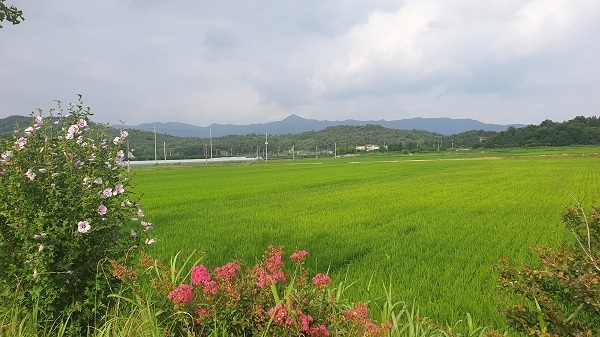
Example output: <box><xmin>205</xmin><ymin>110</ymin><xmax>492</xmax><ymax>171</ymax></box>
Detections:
<box><xmin>164</xmin><ymin>142</ymin><xmax>167</xmax><ymax>161</ymax></box>
<box><xmin>154</xmin><ymin>124</ymin><xmax>157</xmax><ymax>165</ymax></box>
<box><xmin>209</xmin><ymin>129</ymin><xmax>213</xmax><ymax>160</ymax></box>
<box><xmin>265</xmin><ymin>133</ymin><xmax>268</xmax><ymax>162</ymax></box>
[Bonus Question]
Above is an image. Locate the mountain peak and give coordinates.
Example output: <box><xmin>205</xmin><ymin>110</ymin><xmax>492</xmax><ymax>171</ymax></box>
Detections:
<box><xmin>283</xmin><ymin>114</ymin><xmax>304</xmax><ymax>121</ymax></box>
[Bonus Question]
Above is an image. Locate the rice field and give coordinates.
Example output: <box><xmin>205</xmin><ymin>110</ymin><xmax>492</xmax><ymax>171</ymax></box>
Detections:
<box><xmin>131</xmin><ymin>147</ymin><xmax>600</xmax><ymax>330</ymax></box>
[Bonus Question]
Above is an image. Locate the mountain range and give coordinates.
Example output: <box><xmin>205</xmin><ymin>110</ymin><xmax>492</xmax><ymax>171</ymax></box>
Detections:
<box><xmin>118</xmin><ymin>115</ymin><xmax>524</xmax><ymax>138</ymax></box>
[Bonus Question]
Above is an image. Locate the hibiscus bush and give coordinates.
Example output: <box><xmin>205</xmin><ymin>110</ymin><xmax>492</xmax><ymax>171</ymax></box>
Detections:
<box><xmin>0</xmin><ymin>96</ymin><xmax>152</xmax><ymax>332</ymax></box>
<box><xmin>112</xmin><ymin>245</ymin><xmax>392</xmax><ymax>336</ymax></box>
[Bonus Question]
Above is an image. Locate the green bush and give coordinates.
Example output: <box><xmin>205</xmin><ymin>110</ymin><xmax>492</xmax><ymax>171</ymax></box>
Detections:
<box><xmin>496</xmin><ymin>203</ymin><xmax>600</xmax><ymax>336</ymax></box>
<box><xmin>0</xmin><ymin>96</ymin><xmax>152</xmax><ymax>333</ymax></box>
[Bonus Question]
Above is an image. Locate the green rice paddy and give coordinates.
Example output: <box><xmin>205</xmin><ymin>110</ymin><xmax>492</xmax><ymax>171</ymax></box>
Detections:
<box><xmin>131</xmin><ymin>147</ymin><xmax>600</xmax><ymax>330</ymax></box>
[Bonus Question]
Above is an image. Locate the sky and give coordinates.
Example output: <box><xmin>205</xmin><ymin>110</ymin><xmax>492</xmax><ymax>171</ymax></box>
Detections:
<box><xmin>1</xmin><ymin>1</ymin><xmax>599</xmax><ymax>127</ymax></box>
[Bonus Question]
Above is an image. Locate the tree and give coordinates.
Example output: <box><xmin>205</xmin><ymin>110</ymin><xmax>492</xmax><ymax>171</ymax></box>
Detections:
<box><xmin>0</xmin><ymin>0</ymin><xmax>24</xmax><ymax>28</ymax></box>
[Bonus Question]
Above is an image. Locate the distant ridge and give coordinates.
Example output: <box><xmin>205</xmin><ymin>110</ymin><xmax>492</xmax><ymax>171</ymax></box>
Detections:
<box><xmin>119</xmin><ymin>115</ymin><xmax>524</xmax><ymax>137</ymax></box>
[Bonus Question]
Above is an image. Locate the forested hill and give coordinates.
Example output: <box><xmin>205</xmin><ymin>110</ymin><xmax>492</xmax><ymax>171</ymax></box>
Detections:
<box><xmin>0</xmin><ymin>115</ymin><xmax>493</xmax><ymax>159</ymax></box>
<box><xmin>478</xmin><ymin>116</ymin><xmax>600</xmax><ymax>148</ymax></box>
<box><xmin>1</xmin><ymin>115</ymin><xmax>599</xmax><ymax>160</ymax></box>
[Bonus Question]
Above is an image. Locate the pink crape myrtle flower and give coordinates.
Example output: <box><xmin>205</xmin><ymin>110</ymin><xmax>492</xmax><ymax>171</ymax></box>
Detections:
<box><xmin>266</xmin><ymin>245</ymin><xmax>284</xmax><ymax>274</ymax></box>
<box><xmin>256</xmin><ymin>267</ymin><xmax>271</xmax><ymax>288</ymax></box>
<box><xmin>77</xmin><ymin>220</ymin><xmax>91</xmax><ymax>233</ymax></box>
<box><xmin>256</xmin><ymin>245</ymin><xmax>286</xmax><ymax>288</ymax></box>
<box><xmin>290</xmin><ymin>249</ymin><xmax>308</xmax><ymax>263</ymax></box>
<box><xmin>25</xmin><ymin>169</ymin><xmax>36</xmax><ymax>181</ymax></box>
<box><xmin>97</xmin><ymin>204</ymin><xmax>107</xmax><ymax>215</ymax></box>
<box><xmin>195</xmin><ymin>308</ymin><xmax>210</xmax><ymax>317</ymax></box>
<box><xmin>167</xmin><ymin>284</ymin><xmax>194</xmax><ymax>304</ymax></box>
<box><xmin>255</xmin><ymin>245</ymin><xmax>286</xmax><ymax>288</ymax></box>
<box><xmin>214</xmin><ymin>261</ymin><xmax>240</xmax><ymax>280</ymax></box>
<box><xmin>203</xmin><ymin>280</ymin><xmax>219</xmax><ymax>296</ymax></box>
<box><xmin>312</xmin><ymin>273</ymin><xmax>332</xmax><ymax>289</ymax></box>
<box><xmin>308</xmin><ymin>324</ymin><xmax>330</xmax><ymax>337</ymax></box>
<box><xmin>297</xmin><ymin>310</ymin><xmax>314</xmax><ymax>332</ymax></box>
<box><xmin>342</xmin><ymin>302</ymin><xmax>369</xmax><ymax>323</ymax></box>
<box><xmin>268</xmin><ymin>303</ymin><xmax>288</xmax><ymax>325</ymax></box>
<box><xmin>191</xmin><ymin>265</ymin><xmax>212</xmax><ymax>286</ymax></box>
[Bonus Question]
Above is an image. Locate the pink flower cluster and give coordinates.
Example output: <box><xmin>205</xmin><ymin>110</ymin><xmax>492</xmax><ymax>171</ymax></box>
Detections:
<box><xmin>266</xmin><ymin>302</ymin><xmax>331</xmax><ymax>336</ymax></box>
<box><xmin>256</xmin><ymin>245</ymin><xmax>286</xmax><ymax>288</ymax></box>
<box><xmin>195</xmin><ymin>308</ymin><xmax>210</xmax><ymax>317</ymax></box>
<box><xmin>190</xmin><ymin>264</ymin><xmax>219</xmax><ymax>296</ymax></box>
<box><xmin>214</xmin><ymin>261</ymin><xmax>240</xmax><ymax>280</ymax></box>
<box><xmin>290</xmin><ymin>249</ymin><xmax>308</xmax><ymax>263</ymax></box>
<box><xmin>267</xmin><ymin>303</ymin><xmax>289</xmax><ymax>325</ymax></box>
<box><xmin>159</xmin><ymin>246</ymin><xmax>392</xmax><ymax>336</ymax></box>
<box><xmin>168</xmin><ymin>284</ymin><xmax>194</xmax><ymax>304</ymax></box>
<box><xmin>311</xmin><ymin>273</ymin><xmax>332</xmax><ymax>289</ymax></box>
<box><xmin>308</xmin><ymin>324</ymin><xmax>330</xmax><ymax>337</ymax></box>
<box><xmin>342</xmin><ymin>302</ymin><xmax>369</xmax><ymax>322</ymax></box>
<box><xmin>191</xmin><ymin>265</ymin><xmax>211</xmax><ymax>286</ymax></box>
<box><xmin>298</xmin><ymin>310</ymin><xmax>314</xmax><ymax>332</ymax></box>
<box><xmin>340</xmin><ymin>303</ymin><xmax>390</xmax><ymax>335</ymax></box>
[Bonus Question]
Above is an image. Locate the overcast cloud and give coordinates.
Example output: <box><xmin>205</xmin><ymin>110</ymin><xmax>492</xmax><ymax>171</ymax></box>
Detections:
<box><xmin>1</xmin><ymin>0</ymin><xmax>599</xmax><ymax>126</ymax></box>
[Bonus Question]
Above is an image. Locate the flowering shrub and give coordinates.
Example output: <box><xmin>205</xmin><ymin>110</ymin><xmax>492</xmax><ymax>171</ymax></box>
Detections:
<box><xmin>496</xmin><ymin>204</ymin><xmax>600</xmax><ymax>336</ymax></box>
<box><xmin>0</xmin><ymin>96</ymin><xmax>152</xmax><ymax>331</ymax></box>
<box><xmin>115</xmin><ymin>245</ymin><xmax>391</xmax><ymax>336</ymax></box>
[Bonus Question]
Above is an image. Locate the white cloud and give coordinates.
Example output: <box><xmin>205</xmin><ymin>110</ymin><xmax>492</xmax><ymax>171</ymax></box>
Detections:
<box><xmin>0</xmin><ymin>0</ymin><xmax>598</xmax><ymax>126</ymax></box>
